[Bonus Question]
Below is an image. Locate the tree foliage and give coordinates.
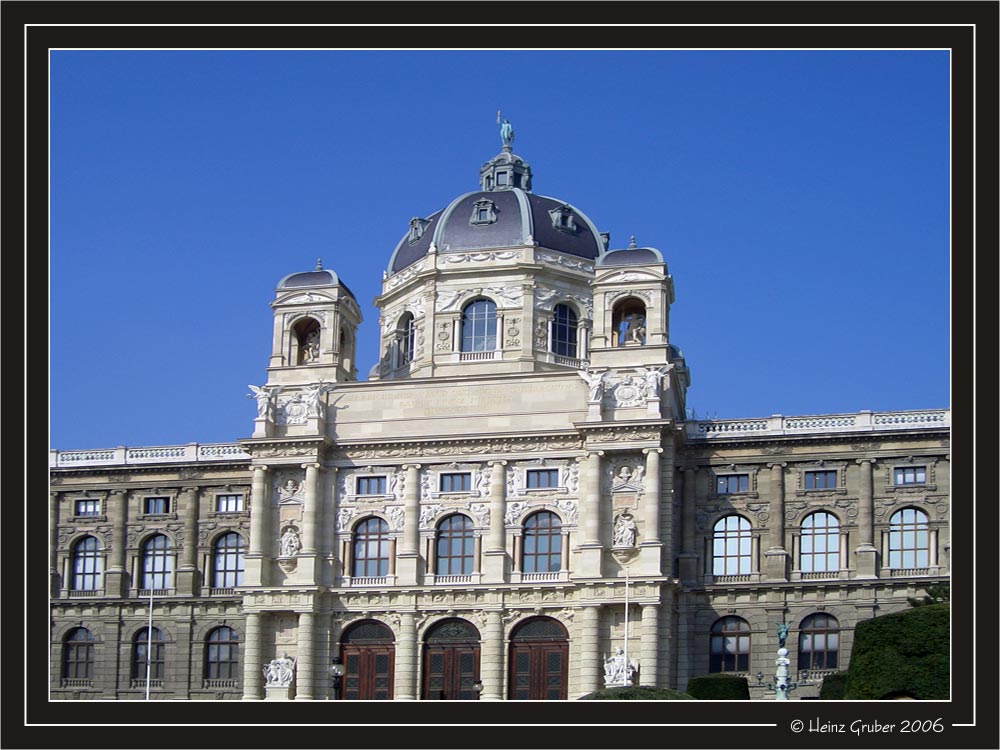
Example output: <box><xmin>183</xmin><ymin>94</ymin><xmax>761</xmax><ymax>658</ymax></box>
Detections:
<box><xmin>578</xmin><ymin>685</ymin><xmax>696</xmax><ymax>700</ymax></box>
<box><xmin>684</xmin><ymin>674</ymin><xmax>751</xmax><ymax>700</ymax></box>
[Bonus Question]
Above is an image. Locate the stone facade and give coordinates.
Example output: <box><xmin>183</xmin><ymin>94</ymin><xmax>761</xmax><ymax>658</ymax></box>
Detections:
<box><xmin>49</xmin><ymin>134</ymin><xmax>949</xmax><ymax>701</ymax></box>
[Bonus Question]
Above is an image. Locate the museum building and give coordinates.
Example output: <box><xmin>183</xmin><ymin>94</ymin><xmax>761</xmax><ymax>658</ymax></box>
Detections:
<box><xmin>49</xmin><ymin>127</ymin><xmax>950</xmax><ymax>700</ymax></box>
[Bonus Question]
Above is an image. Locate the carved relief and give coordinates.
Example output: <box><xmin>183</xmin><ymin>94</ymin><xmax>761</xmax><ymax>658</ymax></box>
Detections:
<box><xmin>337</xmin><ymin>507</ymin><xmax>359</xmax><ymax>531</ymax></box>
<box><xmin>536</xmin><ymin>252</ymin><xmax>594</xmax><ymax>273</ymax></box>
<box><xmin>469</xmin><ymin>502</ymin><xmax>490</xmax><ymax>527</ymax></box>
<box><xmin>504</xmin><ymin>501</ymin><xmax>529</xmax><ymax>525</ymax></box>
<box><xmin>440</xmin><ymin>250</ymin><xmax>520</xmax><ymax>264</ymax></box>
<box><xmin>347</xmin><ymin>436</ymin><xmax>583</xmax><ymax>459</ymax></box>
<box><xmin>385</xmin><ymin>505</ymin><xmax>405</xmax><ymax>530</ymax></box>
<box><xmin>436</xmin><ymin>321</ymin><xmax>452</xmax><ymax>351</ymax></box>
<box><xmin>505</xmin><ymin>317</ymin><xmax>521</xmax><ymax>347</ymax></box>
<box><xmin>385</xmin><ymin>260</ymin><xmax>425</xmax><ymax>291</ymax></box>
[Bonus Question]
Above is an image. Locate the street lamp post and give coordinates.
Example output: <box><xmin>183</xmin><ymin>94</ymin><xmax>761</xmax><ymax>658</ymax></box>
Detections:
<box><xmin>472</xmin><ymin>679</ymin><xmax>484</xmax><ymax>700</ymax></box>
<box><xmin>329</xmin><ymin>656</ymin><xmax>345</xmax><ymax>700</ymax></box>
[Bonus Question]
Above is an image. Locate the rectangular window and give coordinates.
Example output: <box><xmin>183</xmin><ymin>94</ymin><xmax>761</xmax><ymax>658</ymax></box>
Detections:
<box><xmin>215</xmin><ymin>494</ymin><xmax>244</xmax><ymax>512</ymax></box>
<box><xmin>75</xmin><ymin>499</ymin><xmax>100</xmax><ymax>517</ymax></box>
<box><xmin>144</xmin><ymin>496</ymin><xmax>169</xmax><ymax>515</ymax></box>
<box><xmin>526</xmin><ymin>469</ymin><xmax>559</xmax><ymax>489</ymax></box>
<box><xmin>894</xmin><ymin>466</ymin><xmax>927</xmax><ymax>485</ymax></box>
<box><xmin>496</xmin><ymin>172</ymin><xmax>508</xmax><ymax>186</ymax></box>
<box><xmin>439</xmin><ymin>473</ymin><xmax>472</xmax><ymax>493</ymax></box>
<box><xmin>356</xmin><ymin>476</ymin><xmax>387</xmax><ymax>495</ymax></box>
<box><xmin>716</xmin><ymin>475</ymin><xmax>749</xmax><ymax>494</ymax></box>
<box><xmin>804</xmin><ymin>470</ymin><xmax>837</xmax><ymax>490</ymax></box>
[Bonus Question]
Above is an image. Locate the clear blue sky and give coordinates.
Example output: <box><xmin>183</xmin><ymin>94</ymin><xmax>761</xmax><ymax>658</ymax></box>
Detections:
<box><xmin>50</xmin><ymin>49</ymin><xmax>950</xmax><ymax>450</ymax></box>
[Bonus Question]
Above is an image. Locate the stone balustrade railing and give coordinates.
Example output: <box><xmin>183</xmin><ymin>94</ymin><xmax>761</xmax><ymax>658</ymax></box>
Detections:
<box><xmin>687</xmin><ymin>409</ymin><xmax>949</xmax><ymax>440</ymax></box>
<box><xmin>50</xmin><ymin>442</ymin><xmax>250</xmax><ymax>468</ymax></box>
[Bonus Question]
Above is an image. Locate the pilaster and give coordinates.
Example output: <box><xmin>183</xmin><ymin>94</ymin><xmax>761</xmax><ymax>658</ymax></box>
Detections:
<box><xmin>854</xmin><ymin>458</ymin><xmax>879</xmax><ymax>578</ymax></box>
<box><xmin>242</xmin><ymin>612</ymin><xmax>264</xmax><ymax>700</ymax></box>
<box><xmin>395</xmin><ymin>612</ymin><xmax>417</xmax><ymax>700</ymax></box>
<box><xmin>104</xmin><ymin>489</ymin><xmax>129</xmax><ymax>597</ymax></box>
<box><xmin>763</xmin><ymin>462</ymin><xmax>789</xmax><ymax>581</ymax></box>
<box><xmin>483</xmin><ymin>460</ymin><xmax>508</xmax><ymax>582</ymax></box>
<box><xmin>295</xmin><ymin>611</ymin><xmax>315</xmax><ymax>700</ymax></box>
<box><xmin>396</xmin><ymin>465</ymin><xmax>422</xmax><ymax>585</ymax></box>
<box><xmin>577</xmin><ymin>451</ymin><xmax>604</xmax><ymax>577</ymax></box>
<box><xmin>677</xmin><ymin>467</ymin><xmax>699</xmax><ymax>582</ymax></box>
<box><xmin>481</xmin><ymin>610</ymin><xmax>504</xmax><ymax>701</ymax></box>
<box><xmin>246</xmin><ymin>465</ymin><xmax>270</xmax><ymax>587</ymax></box>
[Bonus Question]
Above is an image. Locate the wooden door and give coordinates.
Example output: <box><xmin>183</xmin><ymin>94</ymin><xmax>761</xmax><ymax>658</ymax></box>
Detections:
<box><xmin>508</xmin><ymin>641</ymin><xmax>568</xmax><ymax>700</ymax></box>
<box><xmin>342</xmin><ymin>645</ymin><xmax>394</xmax><ymax>700</ymax></box>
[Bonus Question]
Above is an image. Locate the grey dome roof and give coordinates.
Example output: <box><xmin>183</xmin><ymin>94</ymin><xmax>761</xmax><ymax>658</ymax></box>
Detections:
<box><xmin>597</xmin><ymin>246</ymin><xmax>664</xmax><ymax>267</ymax></box>
<box><xmin>388</xmin><ymin>188</ymin><xmax>605</xmax><ymax>274</ymax></box>
<box><xmin>277</xmin><ymin>266</ymin><xmax>355</xmax><ymax>299</ymax></box>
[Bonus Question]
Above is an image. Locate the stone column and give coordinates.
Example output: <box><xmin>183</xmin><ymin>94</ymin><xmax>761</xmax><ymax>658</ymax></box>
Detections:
<box><xmin>50</xmin><ymin>492</ymin><xmax>60</xmax><ymax>597</ymax></box>
<box><xmin>295</xmin><ymin>612</ymin><xmax>315</xmax><ymax>700</ymax></box>
<box><xmin>483</xmin><ymin>460</ymin><xmax>508</xmax><ymax>582</ymax></box>
<box><xmin>299</xmin><ymin>462</ymin><xmax>322</xmax><ymax>584</ymax></box>
<box><xmin>638</xmin><ymin>448</ymin><xmax>663</xmax><ymax>575</ymax></box>
<box><xmin>242</xmin><ymin>611</ymin><xmax>264</xmax><ymax>700</ymax></box>
<box><xmin>395</xmin><ymin>612</ymin><xmax>417</xmax><ymax>700</ymax></box>
<box><xmin>246</xmin><ymin>465</ymin><xmax>270</xmax><ymax>586</ymax></box>
<box><xmin>578</xmin><ymin>451</ymin><xmax>604</xmax><ymax>577</ymax></box>
<box><xmin>315</xmin><ymin>610</ymin><xmax>333</xmax><ymax>699</ymax></box>
<box><xmin>323</xmin><ymin>467</ymin><xmax>338</xmax><ymax>587</ymax></box>
<box><xmin>105</xmin><ymin>489</ymin><xmax>129</xmax><ymax>597</ymax></box>
<box><xmin>578</xmin><ymin>605</ymin><xmax>601</xmax><ymax>696</ymax></box>
<box><xmin>854</xmin><ymin>458</ymin><xmax>878</xmax><ymax>577</ymax></box>
<box><xmin>396</xmin><ymin>465</ymin><xmax>422</xmax><ymax>585</ymax></box>
<box><xmin>175</xmin><ymin>486</ymin><xmax>200</xmax><ymax>595</ymax></box>
<box><xmin>763</xmin><ymin>463</ymin><xmax>789</xmax><ymax>581</ymax></box>
<box><xmin>481</xmin><ymin>610</ymin><xmax>504</xmax><ymax>701</ymax></box>
<box><xmin>639</xmin><ymin>603</ymin><xmax>659</xmax><ymax>687</ymax></box>
<box><xmin>677</xmin><ymin>467</ymin><xmax>699</xmax><ymax>581</ymax></box>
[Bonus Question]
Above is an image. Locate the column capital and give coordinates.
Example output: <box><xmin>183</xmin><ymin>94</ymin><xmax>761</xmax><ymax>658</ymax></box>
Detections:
<box><xmin>855</xmin><ymin>457</ymin><xmax>878</xmax><ymax>466</ymax></box>
<box><xmin>402</xmin><ymin>463</ymin><xmax>422</xmax><ymax>471</ymax></box>
<box><xmin>642</xmin><ymin>447</ymin><xmax>663</xmax><ymax>456</ymax></box>
<box><xmin>250</xmin><ymin>464</ymin><xmax>270</xmax><ymax>474</ymax></box>
<box><xmin>766</xmin><ymin>462</ymin><xmax>787</xmax><ymax>470</ymax></box>
<box><xmin>301</xmin><ymin>462</ymin><xmax>322</xmax><ymax>470</ymax></box>
<box><xmin>179</xmin><ymin>485</ymin><xmax>201</xmax><ymax>495</ymax></box>
<box><xmin>488</xmin><ymin>459</ymin><xmax>508</xmax><ymax>468</ymax></box>
<box><xmin>586</xmin><ymin>449</ymin><xmax>605</xmax><ymax>459</ymax></box>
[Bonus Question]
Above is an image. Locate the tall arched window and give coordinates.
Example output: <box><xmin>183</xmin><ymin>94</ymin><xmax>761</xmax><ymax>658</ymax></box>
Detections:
<box><xmin>551</xmin><ymin>303</ymin><xmax>578</xmax><ymax>358</ymax></box>
<box><xmin>888</xmin><ymin>508</ymin><xmax>931</xmax><ymax>568</ymax></box>
<box><xmin>798</xmin><ymin>614</ymin><xmax>840</xmax><ymax>672</ymax></box>
<box><xmin>396</xmin><ymin>312</ymin><xmax>415</xmax><ymax>366</ymax></box>
<box><xmin>141</xmin><ymin>534</ymin><xmax>174</xmax><ymax>590</ymax></box>
<box><xmin>133</xmin><ymin>626</ymin><xmax>165</xmax><ymax>680</ymax></box>
<box><xmin>522</xmin><ymin>511</ymin><xmax>562</xmax><ymax>573</ymax></box>
<box><xmin>460</xmin><ymin>299</ymin><xmax>497</xmax><ymax>352</ymax></box>
<box><xmin>800</xmin><ymin>512</ymin><xmax>840</xmax><ymax>573</ymax></box>
<box><xmin>63</xmin><ymin>627</ymin><xmax>95</xmax><ymax>681</ymax></box>
<box><xmin>436</xmin><ymin>514</ymin><xmax>475</xmax><ymax>575</ymax></box>
<box><xmin>205</xmin><ymin>626</ymin><xmax>240</xmax><ymax>680</ymax></box>
<box><xmin>353</xmin><ymin>517</ymin><xmax>390</xmax><ymax>577</ymax></box>
<box><xmin>72</xmin><ymin>535</ymin><xmax>103</xmax><ymax>591</ymax></box>
<box><xmin>709</xmin><ymin>616</ymin><xmax>751</xmax><ymax>673</ymax></box>
<box><xmin>212</xmin><ymin>532</ymin><xmax>244</xmax><ymax>588</ymax></box>
<box><xmin>712</xmin><ymin>515</ymin><xmax>753</xmax><ymax>575</ymax></box>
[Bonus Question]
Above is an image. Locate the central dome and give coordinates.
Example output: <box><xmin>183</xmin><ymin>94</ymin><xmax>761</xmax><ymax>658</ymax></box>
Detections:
<box><xmin>387</xmin><ymin>145</ymin><xmax>607</xmax><ymax>274</ymax></box>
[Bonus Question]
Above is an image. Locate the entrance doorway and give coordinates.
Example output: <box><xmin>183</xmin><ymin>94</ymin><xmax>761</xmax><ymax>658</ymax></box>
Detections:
<box><xmin>422</xmin><ymin>618</ymin><xmax>481</xmax><ymax>700</ymax></box>
<box><xmin>340</xmin><ymin>619</ymin><xmax>394</xmax><ymax>700</ymax></box>
<box><xmin>508</xmin><ymin>616</ymin><xmax>569</xmax><ymax>700</ymax></box>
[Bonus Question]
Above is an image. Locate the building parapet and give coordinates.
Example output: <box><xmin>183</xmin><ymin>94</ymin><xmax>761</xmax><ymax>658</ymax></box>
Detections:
<box><xmin>686</xmin><ymin>409</ymin><xmax>949</xmax><ymax>441</ymax></box>
<box><xmin>50</xmin><ymin>442</ymin><xmax>250</xmax><ymax>469</ymax></box>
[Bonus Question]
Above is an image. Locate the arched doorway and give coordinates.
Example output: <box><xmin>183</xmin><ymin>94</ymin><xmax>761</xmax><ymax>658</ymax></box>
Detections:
<box><xmin>340</xmin><ymin>619</ymin><xmax>394</xmax><ymax>700</ymax></box>
<box><xmin>422</xmin><ymin>618</ymin><xmax>481</xmax><ymax>700</ymax></box>
<box><xmin>508</xmin><ymin>616</ymin><xmax>568</xmax><ymax>700</ymax></box>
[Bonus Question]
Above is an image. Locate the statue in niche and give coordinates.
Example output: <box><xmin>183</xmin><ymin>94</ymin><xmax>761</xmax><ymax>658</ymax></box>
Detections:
<box><xmin>604</xmin><ymin>648</ymin><xmax>635</xmax><ymax>685</ymax></box>
<box><xmin>301</xmin><ymin>328</ymin><xmax>320</xmax><ymax>363</ymax></box>
<box><xmin>578</xmin><ymin>370</ymin><xmax>608</xmax><ymax>402</ymax></box>
<box><xmin>640</xmin><ymin>365</ymin><xmax>671</xmax><ymax>399</ymax></box>
<box><xmin>613</xmin><ymin>511</ymin><xmax>637</xmax><ymax>548</ymax></box>
<box><xmin>279</xmin><ymin>527</ymin><xmax>301</xmax><ymax>557</ymax></box>
<box><xmin>263</xmin><ymin>653</ymin><xmax>296</xmax><ymax>687</ymax></box>
<box><xmin>619</xmin><ymin>313</ymin><xmax>646</xmax><ymax>345</ymax></box>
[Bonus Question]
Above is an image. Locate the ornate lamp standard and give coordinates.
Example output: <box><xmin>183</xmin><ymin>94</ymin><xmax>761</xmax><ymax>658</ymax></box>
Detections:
<box><xmin>329</xmin><ymin>656</ymin><xmax>345</xmax><ymax>700</ymax></box>
<box><xmin>755</xmin><ymin>624</ymin><xmax>805</xmax><ymax>700</ymax></box>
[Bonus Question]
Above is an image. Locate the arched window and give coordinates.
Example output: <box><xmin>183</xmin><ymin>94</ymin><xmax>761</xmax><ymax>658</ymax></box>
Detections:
<box><xmin>551</xmin><ymin>303</ymin><xmax>578</xmax><ymax>358</ymax></box>
<box><xmin>396</xmin><ymin>312</ymin><xmax>415</xmax><ymax>367</ymax></box>
<box><xmin>72</xmin><ymin>535</ymin><xmax>103</xmax><ymax>591</ymax></box>
<box><xmin>436</xmin><ymin>514</ymin><xmax>475</xmax><ymax>576</ymax></box>
<box><xmin>612</xmin><ymin>298</ymin><xmax>647</xmax><ymax>347</ymax></box>
<box><xmin>205</xmin><ymin>626</ymin><xmax>240</xmax><ymax>680</ymax></box>
<box><xmin>460</xmin><ymin>299</ymin><xmax>497</xmax><ymax>352</ymax></box>
<box><xmin>888</xmin><ymin>508</ymin><xmax>931</xmax><ymax>568</ymax></box>
<box><xmin>522</xmin><ymin>511</ymin><xmax>562</xmax><ymax>574</ymax></box>
<box><xmin>800</xmin><ymin>512</ymin><xmax>840</xmax><ymax>573</ymax></box>
<box><xmin>212</xmin><ymin>532</ymin><xmax>244</xmax><ymax>588</ymax></box>
<box><xmin>63</xmin><ymin>627</ymin><xmax>95</xmax><ymax>680</ymax></box>
<box><xmin>133</xmin><ymin>626</ymin><xmax>165</xmax><ymax>680</ymax></box>
<box><xmin>141</xmin><ymin>534</ymin><xmax>174</xmax><ymax>590</ymax></box>
<box><xmin>294</xmin><ymin>317</ymin><xmax>321</xmax><ymax>365</ymax></box>
<box><xmin>353</xmin><ymin>517</ymin><xmax>390</xmax><ymax>577</ymax></box>
<box><xmin>712</xmin><ymin>515</ymin><xmax>753</xmax><ymax>575</ymax></box>
<box><xmin>709</xmin><ymin>616</ymin><xmax>751</xmax><ymax>673</ymax></box>
<box><xmin>798</xmin><ymin>614</ymin><xmax>840</xmax><ymax>672</ymax></box>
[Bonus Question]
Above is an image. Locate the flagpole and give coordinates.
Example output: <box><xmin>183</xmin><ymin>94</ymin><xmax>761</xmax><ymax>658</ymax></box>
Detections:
<box><xmin>146</xmin><ymin>588</ymin><xmax>154</xmax><ymax>701</ymax></box>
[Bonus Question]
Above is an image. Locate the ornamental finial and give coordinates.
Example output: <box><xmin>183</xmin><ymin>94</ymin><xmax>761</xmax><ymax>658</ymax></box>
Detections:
<box><xmin>315</xmin><ymin>258</ymin><xmax>323</xmax><ymax>271</ymax></box>
<box><xmin>628</xmin><ymin>235</ymin><xmax>637</xmax><ymax>249</ymax></box>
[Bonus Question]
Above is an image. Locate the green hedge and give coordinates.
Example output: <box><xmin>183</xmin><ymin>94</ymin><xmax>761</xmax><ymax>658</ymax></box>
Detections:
<box><xmin>843</xmin><ymin>604</ymin><xmax>949</xmax><ymax>700</ymax></box>
<box><xmin>818</xmin><ymin>670</ymin><xmax>850</xmax><ymax>700</ymax></box>
<box><xmin>685</xmin><ymin>674</ymin><xmax>751</xmax><ymax>700</ymax></box>
<box><xmin>578</xmin><ymin>685</ymin><xmax>696</xmax><ymax>700</ymax></box>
